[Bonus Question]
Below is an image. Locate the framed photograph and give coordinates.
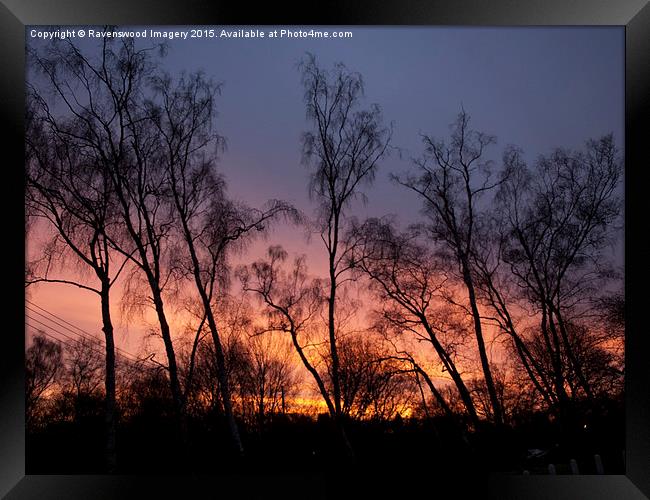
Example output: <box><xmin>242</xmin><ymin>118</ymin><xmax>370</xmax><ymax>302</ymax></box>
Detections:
<box><xmin>2</xmin><ymin>1</ymin><xmax>648</xmax><ymax>498</ymax></box>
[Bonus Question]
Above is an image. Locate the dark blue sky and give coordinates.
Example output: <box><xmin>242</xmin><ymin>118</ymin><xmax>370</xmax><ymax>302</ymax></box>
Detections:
<box><xmin>138</xmin><ymin>27</ymin><xmax>623</xmax><ymax>220</ymax></box>
<box><xmin>131</xmin><ymin>26</ymin><xmax>623</xmax><ymax>271</ymax></box>
<box><xmin>28</xmin><ymin>26</ymin><xmax>624</xmax><ymax>227</ymax></box>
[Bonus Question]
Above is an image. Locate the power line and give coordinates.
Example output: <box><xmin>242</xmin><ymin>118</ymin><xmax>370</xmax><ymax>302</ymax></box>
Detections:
<box><xmin>26</xmin><ymin>311</ymin><xmax>132</xmax><ymax>363</ymax></box>
<box><xmin>28</xmin><ymin>318</ymin><xmax>162</xmax><ymax>371</ymax></box>
<box><xmin>25</xmin><ymin>307</ymin><xmax>162</xmax><ymax>369</ymax></box>
<box><xmin>25</xmin><ymin>299</ymin><xmax>161</xmax><ymax>367</ymax></box>
<box><xmin>25</xmin><ymin>303</ymin><xmax>146</xmax><ymax>364</ymax></box>
<box><xmin>26</xmin><ymin>305</ymin><xmax>102</xmax><ymax>343</ymax></box>
<box><xmin>32</xmin><ymin>329</ymin><xmax>166</xmax><ymax>385</ymax></box>
<box><xmin>27</xmin><ymin>314</ymin><xmax>113</xmax><ymax>358</ymax></box>
<box><xmin>26</xmin><ymin>299</ymin><xmax>97</xmax><ymax>338</ymax></box>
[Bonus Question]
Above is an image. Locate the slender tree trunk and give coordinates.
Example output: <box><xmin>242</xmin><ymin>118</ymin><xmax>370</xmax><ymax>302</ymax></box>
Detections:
<box><xmin>328</xmin><ymin>272</ymin><xmax>354</xmax><ymax>458</ymax></box>
<box><xmin>100</xmin><ymin>280</ymin><xmax>117</xmax><ymax>473</ymax></box>
<box><xmin>499</xmin><ymin>303</ymin><xmax>556</xmax><ymax>407</ymax></box>
<box><xmin>111</xmin><ymin>183</ymin><xmax>187</xmax><ymax>445</ymax></box>
<box><xmin>483</xmin><ymin>279</ymin><xmax>556</xmax><ymax>407</ymax></box>
<box><xmin>460</xmin><ymin>257</ymin><xmax>503</xmax><ymax>425</ymax></box>
<box><xmin>542</xmin><ymin>305</ymin><xmax>571</xmax><ymax>433</ymax></box>
<box><xmin>150</xmin><ymin>287</ymin><xmax>187</xmax><ymax>443</ymax></box>
<box><xmin>205</xmin><ymin>310</ymin><xmax>245</xmax><ymax>455</ymax></box>
<box><xmin>414</xmin><ymin>364</ymin><xmax>473</xmax><ymax>449</ymax></box>
<box><xmin>327</xmin><ymin>212</ymin><xmax>354</xmax><ymax>459</ymax></box>
<box><xmin>289</xmin><ymin>329</ymin><xmax>335</xmax><ymax>416</ymax></box>
<box><xmin>413</xmin><ymin>365</ymin><xmax>454</xmax><ymax>418</ymax></box>
<box><xmin>414</xmin><ymin>371</ymin><xmax>431</xmax><ymax>419</ymax></box>
<box><xmin>551</xmin><ymin>304</ymin><xmax>593</xmax><ymax>399</ymax></box>
<box><xmin>286</xmin><ymin>322</ymin><xmax>353</xmax><ymax>458</ymax></box>
<box><xmin>328</xmin><ymin>240</ymin><xmax>342</xmax><ymax>416</ymax></box>
<box><xmin>547</xmin><ymin>309</ymin><xmax>577</xmax><ymax>450</ymax></box>
<box><xmin>512</xmin><ymin>336</ymin><xmax>556</xmax><ymax>408</ymax></box>
<box><xmin>258</xmin><ymin>384</ymin><xmax>265</xmax><ymax>433</ymax></box>
<box><xmin>422</xmin><ymin>320</ymin><xmax>480</xmax><ymax>428</ymax></box>
<box><xmin>173</xmin><ymin>209</ymin><xmax>244</xmax><ymax>455</ymax></box>
<box><xmin>546</xmin><ymin>309</ymin><xmax>579</xmax><ymax>452</ymax></box>
<box><xmin>447</xmin><ymin>366</ymin><xmax>480</xmax><ymax>428</ymax></box>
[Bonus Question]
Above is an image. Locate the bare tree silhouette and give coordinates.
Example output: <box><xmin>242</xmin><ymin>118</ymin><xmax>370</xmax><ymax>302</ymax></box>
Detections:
<box><xmin>333</xmin><ymin>333</ymin><xmax>416</xmax><ymax>421</ymax></box>
<box><xmin>492</xmin><ymin>134</ymin><xmax>623</xmax><ymax>426</ymax></box>
<box><xmin>351</xmin><ymin>218</ymin><xmax>481</xmax><ymax>428</ymax></box>
<box><xmin>239</xmin><ymin>331</ymin><xmax>301</xmax><ymax>431</ymax></box>
<box><xmin>298</xmin><ymin>53</ymin><xmax>392</xmax><ymax>456</ymax></box>
<box><xmin>238</xmin><ymin>247</ymin><xmax>337</xmax><ymax>422</ymax></box>
<box><xmin>25</xmin><ymin>44</ymin><xmax>138</xmax><ymax>468</ymax></box>
<box><xmin>25</xmin><ymin>36</ymin><xmax>197</xmax><ymax>457</ymax></box>
<box><xmin>143</xmin><ymin>67</ymin><xmax>298</xmax><ymax>454</ymax></box>
<box><xmin>25</xmin><ymin>333</ymin><xmax>63</xmax><ymax>428</ymax></box>
<box><xmin>393</xmin><ymin>110</ymin><xmax>505</xmax><ymax>425</ymax></box>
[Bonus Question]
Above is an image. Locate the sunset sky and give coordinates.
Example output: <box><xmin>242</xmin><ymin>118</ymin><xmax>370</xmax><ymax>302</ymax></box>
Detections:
<box><xmin>26</xmin><ymin>26</ymin><xmax>624</xmax><ymax>374</ymax></box>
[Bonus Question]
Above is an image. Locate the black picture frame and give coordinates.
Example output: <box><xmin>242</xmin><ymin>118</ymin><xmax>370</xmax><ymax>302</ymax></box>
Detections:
<box><xmin>2</xmin><ymin>1</ymin><xmax>648</xmax><ymax>498</ymax></box>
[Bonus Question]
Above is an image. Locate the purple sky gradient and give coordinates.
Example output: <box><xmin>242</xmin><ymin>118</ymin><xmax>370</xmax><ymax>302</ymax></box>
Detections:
<box><xmin>26</xmin><ymin>26</ymin><xmax>624</xmax><ymax>360</ymax></box>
